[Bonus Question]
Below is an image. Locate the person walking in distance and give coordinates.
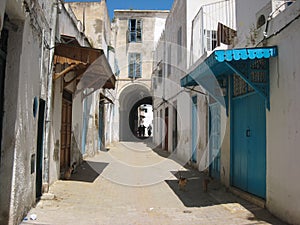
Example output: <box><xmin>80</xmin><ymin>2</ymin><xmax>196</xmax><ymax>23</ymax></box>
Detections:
<box><xmin>147</xmin><ymin>124</ymin><xmax>152</xmax><ymax>136</ymax></box>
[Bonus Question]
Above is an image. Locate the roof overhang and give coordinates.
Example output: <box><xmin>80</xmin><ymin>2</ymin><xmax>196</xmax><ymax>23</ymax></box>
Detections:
<box><xmin>181</xmin><ymin>46</ymin><xmax>278</xmax><ymax>110</ymax></box>
<box><xmin>54</xmin><ymin>42</ymin><xmax>116</xmax><ymax>93</ymax></box>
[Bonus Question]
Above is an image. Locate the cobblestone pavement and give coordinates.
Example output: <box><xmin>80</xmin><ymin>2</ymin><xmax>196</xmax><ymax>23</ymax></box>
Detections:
<box><xmin>21</xmin><ymin>141</ymin><xmax>287</xmax><ymax>225</ymax></box>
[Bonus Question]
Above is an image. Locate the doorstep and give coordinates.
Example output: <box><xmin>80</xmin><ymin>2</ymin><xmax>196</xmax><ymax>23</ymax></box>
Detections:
<box><xmin>229</xmin><ymin>186</ymin><xmax>266</xmax><ymax>208</ymax></box>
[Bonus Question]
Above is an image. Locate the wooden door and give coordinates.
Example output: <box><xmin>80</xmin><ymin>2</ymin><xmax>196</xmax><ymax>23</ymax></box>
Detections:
<box><xmin>60</xmin><ymin>92</ymin><xmax>72</xmax><ymax>170</ymax></box>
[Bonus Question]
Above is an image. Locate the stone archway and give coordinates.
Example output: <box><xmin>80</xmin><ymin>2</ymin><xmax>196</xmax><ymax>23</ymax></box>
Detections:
<box><xmin>118</xmin><ymin>84</ymin><xmax>152</xmax><ymax>141</ymax></box>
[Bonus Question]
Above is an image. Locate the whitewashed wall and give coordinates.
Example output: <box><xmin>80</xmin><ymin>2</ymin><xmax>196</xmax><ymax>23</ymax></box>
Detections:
<box><xmin>235</xmin><ymin>0</ymin><xmax>269</xmax><ymax>47</ymax></box>
<box><xmin>155</xmin><ymin>0</ymin><xmax>221</xmax><ymax>169</ymax></box>
<box><xmin>265</xmin><ymin>1</ymin><xmax>300</xmax><ymax>224</ymax></box>
<box><xmin>0</xmin><ymin>1</ymin><xmax>54</xmax><ymax>224</ymax></box>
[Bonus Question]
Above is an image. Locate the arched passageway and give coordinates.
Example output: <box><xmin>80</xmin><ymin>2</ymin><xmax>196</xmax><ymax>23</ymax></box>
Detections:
<box><xmin>119</xmin><ymin>84</ymin><xmax>152</xmax><ymax>141</ymax></box>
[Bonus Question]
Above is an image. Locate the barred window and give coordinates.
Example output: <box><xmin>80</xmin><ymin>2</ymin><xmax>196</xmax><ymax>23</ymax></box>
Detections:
<box><xmin>205</xmin><ymin>29</ymin><xmax>217</xmax><ymax>52</ymax></box>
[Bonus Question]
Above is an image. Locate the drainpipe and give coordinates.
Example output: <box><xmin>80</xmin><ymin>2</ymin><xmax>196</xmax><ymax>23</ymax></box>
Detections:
<box><xmin>43</xmin><ymin>0</ymin><xmax>59</xmax><ymax>192</ymax></box>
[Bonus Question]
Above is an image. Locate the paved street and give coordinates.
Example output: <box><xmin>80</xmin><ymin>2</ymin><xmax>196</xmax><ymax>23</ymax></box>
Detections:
<box><xmin>21</xmin><ymin>142</ymin><xmax>286</xmax><ymax>225</ymax></box>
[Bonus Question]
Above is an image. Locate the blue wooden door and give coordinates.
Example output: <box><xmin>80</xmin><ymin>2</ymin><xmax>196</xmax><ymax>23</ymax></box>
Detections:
<box><xmin>99</xmin><ymin>102</ymin><xmax>104</xmax><ymax>150</ymax></box>
<box><xmin>209</xmin><ymin>103</ymin><xmax>221</xmax><ymax>179</ymax></box>
<box><xmin>232</xmin><ymin>93</ymin><xmax>266</xmax><ymax>198</ymax></box>
<box><xmin>191</xmin><ymin>96</ymin><xmax>197</xmax><ymax>162</ymax></box>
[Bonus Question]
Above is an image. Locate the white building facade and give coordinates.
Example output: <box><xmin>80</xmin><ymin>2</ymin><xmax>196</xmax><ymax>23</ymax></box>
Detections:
<box><xmin>112</xmin><ymin>10</ymin><xmax>168</xmax><ymax>142</ymax></box>
<box><xmin>0</xmin><ymin>0</ymin><xmax>55</xmax><ymax>224</ymax></box>
<box><xmin>153</xmin><ymin>0</ymin><xmax>235</xmax><ymax>171</ymax></box>
<box><xmin>179</xmin><ymin>0</ymin><xmax>300</xmax><ymax>224</ymax></box>
<box><xmin>0</xmin><ymin>1</ymin><xmax>116</xmax><ymax>224</ymax></box>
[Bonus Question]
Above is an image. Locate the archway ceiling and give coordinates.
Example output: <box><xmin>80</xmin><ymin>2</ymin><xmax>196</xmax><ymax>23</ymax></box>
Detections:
<box><xmin>119</xmin><ymin>84</ymin><xmax>152</xmax><ymax>110</ymax></box>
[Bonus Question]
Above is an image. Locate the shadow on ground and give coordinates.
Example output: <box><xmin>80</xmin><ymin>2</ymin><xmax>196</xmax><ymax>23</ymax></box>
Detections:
<box><xmin>166</xmin><ymin>168</ymin><xmax>222</xmax><ymax>207</ymax></box>
<box><xmin>68</xmin><ymin>161</ymin><xmax>108</xmax><ymax>183</ymax></box>
<box><xmin>150</xmin><ymin>144</ymin><xmax>287</xmax><ymax>225</ymax></box>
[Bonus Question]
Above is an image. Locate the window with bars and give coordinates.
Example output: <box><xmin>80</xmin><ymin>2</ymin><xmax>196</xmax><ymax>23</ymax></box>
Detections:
<box><xmin>128</xmin><ymin>19</ymin><xmax>142</xmax><ymax>42</ymax></box>
<box><xmin>128</xmin><ymin>53</ymin><xmax>142</xmax><ymax>78</ymax></box>
<box><xmin>205</xmin><ymin>29</ymin><xmax>217</xmax><ymax>52</ymax></box>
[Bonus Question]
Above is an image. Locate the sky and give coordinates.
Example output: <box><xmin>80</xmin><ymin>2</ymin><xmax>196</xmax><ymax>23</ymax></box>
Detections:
<box><xmin>64</xmin><ymin>0</ymin><xmax>174</xmax><ymax>20</ymax></box>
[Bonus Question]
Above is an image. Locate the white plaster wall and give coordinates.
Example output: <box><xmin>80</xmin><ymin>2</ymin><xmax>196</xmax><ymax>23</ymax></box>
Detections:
<box><xmin>49</xmin><ymin>79</ymin><xmax>63</xmax><ymax>185</ymax></box>
<box><xmin>235</xmin><ymin>0</ymin><xmax>269</xmax><ymax>47</ymax></box>
<box><xmin>154</xmin><ymin>17</ymin><xmax>167</xmax><ymax>45</ymax></box>
<box><xmin>195</xmin><ymin>94</ymin><xmax>209</xmax><ymax>171</ymax></box>
<box><xmin>68</xmin><ymin>0</ymin><xmax>112</xmax><ymax>49</ymax></box>
<box><xmin>0</xmin><ymin>1</ymin><xmax>55</xmax><ymax>224</ymax></box>
<box><xmin>0</xmin><ymin>18</ymin><xmax>46</xmax><ymax>225</ymax></box>
<box><xmin>175</xmin><ymin>93</ymin><xmax>192</xmax><ymax>162</ymax></box>
<box><xmin>72</xmin><ymin>93</ymin><xmax>84</xmax><ymax>161</ymax></box>
<box><xmin>265</xmin><ymin>2</ymin><xmax>300</xmax><ymax>224</ymax></box>
<box><xmin>156</xmin><ymin>0</ymin><xmax>211</xmax><ymax>167</ymax></box>
<box><xmin>85</xmin><ymin>92</ymin><xmax>100</xmax><ymax>155</ymax></box>
<box><xmin>58</xmin><ymin>4</ymin><xmax>90</xmax><ymax>47</ymax></box>
<box><xmin>220</xmin><ymin>106</ymin><xmax>231</xmax><ymax>187</ymax></box>
<box><xmin>114</xmin><ymin>11</ymin><xmax>168</xmax><ymax>81</ymax></box>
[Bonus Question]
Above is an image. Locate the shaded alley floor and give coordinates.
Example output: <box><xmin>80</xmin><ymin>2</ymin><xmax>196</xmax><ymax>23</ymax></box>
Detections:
<box><xmin>21</xmin><ymin>142</ymin><xmax>286</xmax><ymax>225</ymax></box>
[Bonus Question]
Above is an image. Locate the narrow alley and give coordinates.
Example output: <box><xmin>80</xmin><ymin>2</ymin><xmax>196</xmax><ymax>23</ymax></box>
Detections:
<box><xmin>1</xmin><ymin>0</ymin><xmax>300</xmax><ymax>224</ymax></box>
<box><xmin>21</xmin><ymin>142</ymin><xmax>285</xmax><ymax>225</ymax></box>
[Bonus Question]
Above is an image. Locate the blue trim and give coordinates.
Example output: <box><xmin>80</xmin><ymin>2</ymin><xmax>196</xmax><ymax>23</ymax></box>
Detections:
<box><xmin>181</xmin><ymin>46</ymin><xmax>277</xmax><ymax>110</ymax></box>
<box><xmin>99</xmin><ymin>102</ymin><xmax>104</xmax><ymax>150</ymax></box>
<box><xmin>232</xmin><ymin>90</ymin><xmax>257</xmax><ymax>100</ymax></box>
<box><xmin>81</xmin><ymin>98</ymin><xmax>88</xmax><ymax>154</ymax></box>
<box><xmin>214</xmin><ymin>47</ymin><xmax>277</xmax><ymax>62</ymax></box>
<box><xmin>224</xmin><ymin>61</ymin><xmax>270</xmax><ymax>110</ymax></box>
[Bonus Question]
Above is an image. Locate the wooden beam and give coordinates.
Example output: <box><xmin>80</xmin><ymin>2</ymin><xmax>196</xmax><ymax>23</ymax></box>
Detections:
<box><xmin>64</xmin><ymin>73</ymin><xmax>84</xmax><ymax>87</ymax></box>
<box><xmin>53</xmin><ymin>64</ymin><xmax>78</xmax><ymax>80</ymax></box>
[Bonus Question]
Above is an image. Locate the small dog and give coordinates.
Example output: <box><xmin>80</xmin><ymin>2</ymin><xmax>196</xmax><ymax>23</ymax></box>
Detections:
<box><xmin>202</xmin><ymin>177</ymin><xmax>213</xmax><ymax>192</ymax></box>
<box><xmin>177</xmin><ymin>171</ymin><xmax>188</xmax><ymax>191</ymax></box>
<box><xmin>64</xmin><ymin>162</ymin><xmax>76</xmax><ymax>180</ymax></box>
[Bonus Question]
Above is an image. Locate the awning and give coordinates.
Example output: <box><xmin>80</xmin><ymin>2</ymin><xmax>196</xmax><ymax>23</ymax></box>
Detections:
<box><xmin>181</xmin><ymin>46</ymin><xmax>278</xmax><ymax>109</ymax></box>
<box><xmin>76</xmin><ymin>53</ymin><xmax>116</xmax><ymax>95</ymax></box>
<box><xmin>54</xmin><ymin>42</ymin><xmax>116</xmax><ymax>92</ymax></box>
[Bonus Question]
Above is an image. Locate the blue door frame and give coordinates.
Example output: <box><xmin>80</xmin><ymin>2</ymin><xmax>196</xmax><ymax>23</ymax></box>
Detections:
<box><xmin>191</xmin><ymin>96</ymin><xmax>197</xmax><ymax>162</ymax></box>
<box><xmin>81</xmin><ymin>98</ymin><xmax>88</xmax><ymax>154</ymax></box>
<box><xmin>99</xmin><ymin>101</ymin><xmax>104</xmax><ymax>150</ymax></box>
